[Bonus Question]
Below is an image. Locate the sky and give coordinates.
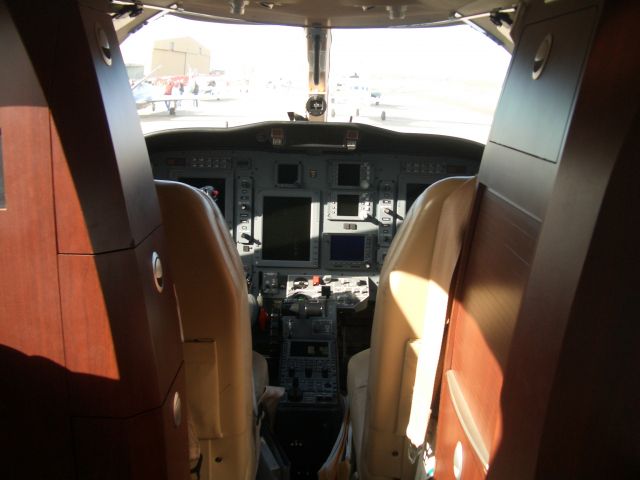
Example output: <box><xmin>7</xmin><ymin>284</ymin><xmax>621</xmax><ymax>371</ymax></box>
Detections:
<box><xmin>120</xmin><ymin>15</ymin><xmax>510</xmax><ymax>86</ymax></box>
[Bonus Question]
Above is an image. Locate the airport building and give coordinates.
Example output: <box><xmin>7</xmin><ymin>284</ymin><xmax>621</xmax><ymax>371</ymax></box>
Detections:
<box><xmin>151</xmin><ymin>37</ymin><xmax>210</xmax><ymax>77</ymax></box>
<box><xmin>125</xmin><ymin>63</ymin><xmax>144</xmax><ymax>80</ymax></box>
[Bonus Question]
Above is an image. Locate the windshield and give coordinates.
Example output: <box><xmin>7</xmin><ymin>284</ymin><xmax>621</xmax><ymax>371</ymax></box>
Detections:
<box><xmin>328</xmin><ymin>28</ymin><xmax>510</xmax><ymax>142</ymax></box>
<box><xmin>121</xmin><ymin>16</ymin><xmax>510</xmax><ymax>143</ymax></box>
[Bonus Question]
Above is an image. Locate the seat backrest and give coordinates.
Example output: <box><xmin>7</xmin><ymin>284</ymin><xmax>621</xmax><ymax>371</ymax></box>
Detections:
<box><xmin>359</xmin><ymin>176</ymin><xmax>477</xmax><ymax>479</ymax></box>
<box><xmin>155</xmin><ymin>180</ymin><xmax>256</xmax><ymax>480</ymax></box>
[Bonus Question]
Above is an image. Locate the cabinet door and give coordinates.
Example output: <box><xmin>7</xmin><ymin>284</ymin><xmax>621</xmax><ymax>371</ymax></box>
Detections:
<box><xmin>489</xmin><ymin>7</ymin><xmax>598</xmax><ymax>163</ymax></box>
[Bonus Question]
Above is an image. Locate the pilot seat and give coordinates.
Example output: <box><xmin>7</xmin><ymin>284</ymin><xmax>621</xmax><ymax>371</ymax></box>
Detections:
<box><xmin>347</xmin><ymin>176</ymin><xmax>477</xmax><ymax>479</ymax></box>
<box><xmin>155</xmin><ymin>180</ymin><xmax>268</xmax><ymax>480</ymax></box>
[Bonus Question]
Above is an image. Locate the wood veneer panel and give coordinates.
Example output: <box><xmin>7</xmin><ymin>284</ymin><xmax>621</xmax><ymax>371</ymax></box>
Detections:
<box><xmin>435</xmin><ymin>373</ymin><xmax>488</xmax><ymax>480</ymax></box>
<box><xmin>8</xmin><ymin>0</ymin><xmax>161</xmax><ymax>254</ymax></box>
<box><xmin>454</xmin><ymin>191</ymin><xmax>539</xmax><ymax>371</ymax></box>
<box><xmin>478</xmin><ymin>143</ymin><xmax>555</xmax><ymax>221</ymax></box>
<box><xmin>0</xmin><ymin>5</ymin><xmax>73</xmax><ymax>475</ymax></box>
<box><xmin>0</xmin><ymin>5</ymin><xmax>63</xmax><ymax>362</ymax></box>
<box><xmin>490</xmin><ymin>1</ymin><xmax>640</xmax><ymax>477</ymax></box>
<box><xmin>0</xmin><ymin>4</ymin><xmax>47</xmax><ymax>108</ymax></box>
<box><xmin>2</xmin><ymin>2</ymin><xmax>187</xmax><ymax>477</ymax></box>
<box><xmin>0</xmin><ymin>107</ymin><xmax>63</xmax><ymax>360</ymax></box>
<box><xmin>60</xmin><ymin>227</ymin><xmax>183</xmax><ymax>417</ymax></box>
<box><xmin>0</xmin><ymin>106</ymin><xmax>74</xmax><ymax>477</ymax></box>
<box><xmin>536</xmin><ymin>116</ymin><xmax>640</xmax><ymax>478</ymax></box>
<box><xmin>73</xmin><ymin>366</ymin><xmax>189</xmax><ymax>479</ymax></box>
<box><xmin>50</xmin><ymin>117</ymin><xmax>92</xmax><ymax>253</ymax></box>
<box><xmin>438</xmin><ymin>189</ymin><xmax>539</xmax><ymax>472</ymax></box>
<box><xmin>135</xmin><ymin>227</ymin><xmax>184</xmax><ymax>400</ymax></box>
<box><xmin>160</xmin><ymin>366</ymin><xmax>191</xmax><ymax>480</ymax></box>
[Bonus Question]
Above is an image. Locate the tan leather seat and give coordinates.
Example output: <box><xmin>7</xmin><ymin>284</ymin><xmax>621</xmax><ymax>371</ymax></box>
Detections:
<box><xmin>348</xmin><ymin>176</ymin><xmax>476</xmax><ymax>479</ymax></box>
<box><xmin>155</xmin><ymin>180</ymin><xmax>261</xmax><ymax>480</ymax></box>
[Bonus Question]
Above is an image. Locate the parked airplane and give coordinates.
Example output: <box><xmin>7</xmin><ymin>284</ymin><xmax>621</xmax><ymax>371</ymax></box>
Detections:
<box><xmin>132</xmin><ymin>76</ymin><xmax>228</xmax><ymax>114</ymax></box>
<box><xmin>1</xmin><ymin>1</ymin><xmax>637</xmax><ymax>480</ymax></box>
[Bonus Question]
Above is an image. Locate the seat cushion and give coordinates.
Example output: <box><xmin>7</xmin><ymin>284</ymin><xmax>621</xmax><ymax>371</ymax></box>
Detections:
<box><xmin>347</xmin><ymin>348</ymin><xmax>370</xmax><ymax>467</ymax></box>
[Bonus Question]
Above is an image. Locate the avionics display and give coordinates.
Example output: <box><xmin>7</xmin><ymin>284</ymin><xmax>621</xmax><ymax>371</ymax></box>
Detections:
<box><xmin>337</xmin><ymin>163</ymin><xmax>361</xmax><ymax>187</ymax></box>
<box><xmin>262</xmin><ymin>196</ymin><xmax>311</xmax><ymax>261</ymax></box>
<box><xmin>289</xmin><ymin>340</ymin><xmax>330</xmax><ymax>358</ymax></box>
<box><xmin>327</xmin><ymin>191</ymin><xmax>372</xmax><ymax>220</ymax></box>
<box><xmin>178</xmin><ymin>177</ymin><xmax>226</xmax><ymax>215</ymax></box>
<box><xmin>276</xmin><ymin>163</ymin><xmax>301</xmax><ymax>186</ymax></box>
<box><xmin>336</xmin><ymin>194</ymin><xmax>360</xmax><ymax>217</ymax></box>
<box><xmin>330</xmin><ymin>235</ymin><xmax>366</xmax><ymax>262</ymax></box>
<box><xmin>406</xmin><ymin>183</ymin><xmax>431</xmax><ymax>212</ymax></box>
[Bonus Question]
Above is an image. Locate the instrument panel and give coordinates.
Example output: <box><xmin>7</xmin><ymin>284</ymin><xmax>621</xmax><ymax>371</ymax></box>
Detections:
<box><xmin>147</xmin><ymin>123</ymin><xmax>481</xmax><ymax>296</ymax></box>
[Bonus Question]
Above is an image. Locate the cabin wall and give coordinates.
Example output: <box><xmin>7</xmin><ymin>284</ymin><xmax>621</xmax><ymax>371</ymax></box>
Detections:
<box><xmin>0</xmin><ymin>1</ymin><xmax>188</xmax><ymax>477</ymax></box>
<box><xmin>0</xmin><ymin>5</ymin><xmax>73</xmax><ymax>474</ymax></box>
<box><xmin>494</xmin><ymin>0</ymin><xmax>640</xmax><ymax>476</ymax></box>
<box><xmin>435</xmin><ymin>0</ymin><xmax>639</xmax><ymax>478</ymax></box>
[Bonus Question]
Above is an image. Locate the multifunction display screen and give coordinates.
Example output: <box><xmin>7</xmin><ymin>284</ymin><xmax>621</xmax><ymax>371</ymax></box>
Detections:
<box><xmin>336</xmin><ymin>194</ymin><xmax>360</xmax><ymax>217</ymax></box>
<box><xmin>329</xmin><ymin>234</ymin><xmax>366</xmax><ymax>262</ymax></box>
<box><xmin>277</xmin><ymin>164</ymin><xmax>301</xmax><ymax>185</ymax></box>
<box><xmin>337</xmin><ymin>163</ymin><xmax>360</xmax><ymax>187</ymax></box>
<box><xmin>262</xmin><ymin>196</ymin><xmax>311</xmax><ymax>261</ymax></box>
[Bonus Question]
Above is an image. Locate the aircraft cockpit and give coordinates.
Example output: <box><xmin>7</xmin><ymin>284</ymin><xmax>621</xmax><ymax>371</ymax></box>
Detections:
<box><xmin>118</xmin><ymin>5</ymin><xmax>510</xmax><ymax>475</ymax></box>
<box><xmin>3</xmin><ymin>1</ymin><xmax>637</xmax><ymax>479</ymax></box>
<box><xmin>145</xmin><ymin>121</ymin><xmax>483</xmax><ymax>476</ymax></box>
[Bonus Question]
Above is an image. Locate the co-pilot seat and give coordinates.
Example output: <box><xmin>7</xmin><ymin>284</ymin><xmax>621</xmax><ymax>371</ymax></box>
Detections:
<box><xmin>155</xmin><ymin>180</ymin><xmax>267</xmax><ymax>480</ymax></box>
<box><xmin>347</xmin><ymin>177</ymin><xmax>477</xmax><ymax>479</ymax></box>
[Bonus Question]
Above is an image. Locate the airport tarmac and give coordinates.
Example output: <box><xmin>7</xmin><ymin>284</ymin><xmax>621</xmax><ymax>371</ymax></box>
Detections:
<box><xmin>137</xmin><ymin>90</ymin><xmax>495</xmax><ymax>143</ymax></box>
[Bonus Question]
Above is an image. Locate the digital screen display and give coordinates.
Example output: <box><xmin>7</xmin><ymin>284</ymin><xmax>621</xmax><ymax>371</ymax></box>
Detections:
<box><xmin>337</xmin><ymin>164</ymin><xmax>361</xmax><ymax>187</ymax></box>
<box><xmin>277</xmin><ymin>164</ymin><xmax>300</xmax><ymax>185</ymax></box>
<box><xmin>330</xmin><ymin>235</ymin><xmax>366</xmax><ymax>262</ymax></box>
<box><xmin>290</xmin><ymin>341</ymin><xmax>330</xmax><ymax>358</ymax></box>
<box><xmin>406</xmin><ymin>183</ymin><xmax>431</xmax><ymax>212</ymax></box>
<box><xmin>262</xmin><ymin>196</ymin><xmax>311</xmax><ymax>261</ymax></box>
<box><xmin>337</xmin><ymin>194</ymin><xmax>360</xmax><ymax>217</ymax></box>
<box><xmin>178</xmin><ymin>177</ymin><xmax>226</xmax><ymax>215</ymax></box>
